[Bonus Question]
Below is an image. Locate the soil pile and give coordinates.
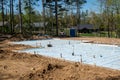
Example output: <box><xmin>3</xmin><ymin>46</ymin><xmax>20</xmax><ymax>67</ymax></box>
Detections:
<box><xmin>0</xmin><ymin>33</ymin><xmax>51</xmax><ymax>41</ymax></box>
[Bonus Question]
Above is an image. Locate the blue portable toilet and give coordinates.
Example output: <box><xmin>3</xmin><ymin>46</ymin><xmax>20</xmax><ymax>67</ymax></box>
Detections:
<box><xmin>70</xmin><ymin>28</ymin><xmax>76</xmax><ymax>37</ymax></box>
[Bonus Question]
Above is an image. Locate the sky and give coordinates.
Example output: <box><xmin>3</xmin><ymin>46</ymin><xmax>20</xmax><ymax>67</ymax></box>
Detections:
<box><xmin>81</xmin><ymin>0</ymin><xmax>99</xmax><ymax>13</ymax></box>
<box><xmin>36</xmin><ymin>0</ymin><xmax>100</xmax><ymax>14</ymax></box>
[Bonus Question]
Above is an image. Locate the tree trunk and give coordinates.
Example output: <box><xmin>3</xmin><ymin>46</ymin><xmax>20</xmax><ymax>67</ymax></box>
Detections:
<box><xmin>19</xmin><ymin>0</ymin><xmax>22</xmax><ymax>33</ymax></box>
<box><xmin>76</xmin><ymin>0</ymin><xmax>80</xmax><ymax>25</ymax></box>
<box><xmin>10</xmin><ymin>0</ymin><xmax>14</xmax><ymax>34</ymax></box>
<box><xmin>42</xmin><ymin>0</ymin><xmax>46</xmax><ymax>34</ymax></box>
<box><xmin>106</xmin><ymin>6</ymin><xmax>110</xmax><ymax>38</ymax></box>
<box><xmin>28</xmin><ymin>0</ymin><xmax>32</xmax><ymax>33</ymax></box>
<box><xmin>107</xmin><ymin>18</ymin><xmax>110</xmax><ymax>38</ymax></box>
<box><xmin>110</xmin><ymin>11</ymin><xmax>114</xmax><ymax>37</ymax></box>
<box><xmin>55</xmin><ymin>0</ymin><xmax>58</xmax><ymax>36</ymax></box>
<box><xmin>115</xmin><ymin>7</ymin><xmax>119</xmax><ymax>38</ymax></box>
<box><xmin>1</xmin><ymin>0</ymin><xmax>4</xmax><ymax>33</ymax></box>
<box><xmin>76</xmin><ymin>0</ymin><xmax>81</xmax><ymax>37</ymax></box>
<box><xmin>12</xmin><ymin>0</ymin><xmax>14</xmax><ymax>33</ymax></box>
<box><xmin>10</xmin><ymin>0</ymin><xmax>12</xmax><ymax>33</ymax></box>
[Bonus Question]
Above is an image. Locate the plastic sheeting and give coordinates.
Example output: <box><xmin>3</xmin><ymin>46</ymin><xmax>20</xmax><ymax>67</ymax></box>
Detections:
<box><xmin>13</xmin><ymin>38</ymin><xmax>120</xmax><ymax>70</ymax></box>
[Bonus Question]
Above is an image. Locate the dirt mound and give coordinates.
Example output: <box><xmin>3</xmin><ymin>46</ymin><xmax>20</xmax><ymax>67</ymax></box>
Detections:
<box><xmin>105</xmin><ymin>76</ymin><xmax>120</xmax><ymax>80</ymax></box>
<box><xmin>0</xmin><ymin>33</ymin><xmax>51</xmax><ymax>41</ymax></box>
<box><xmin>19</xmin><ymin>62</ymin><xmax>120</xmax><ymax>80</ymax></box>
<box><xmin>0</xmin><ymin>34</ymin><xmax>12</xmax><ymax>41</ymax></box>
<box><xmin>9</xmin><ymin>34</ymin><xmax>28</xmax><ymax>41</ymax></box>
<box><xmin>20</xmin><ymin>63</ymin><xmax>64</xmax><ymax>80</ymax></box>
<box><xmin>9</xmin><ymin>33</ymin><xmax>51</xmax><ymax>41</ymax></box>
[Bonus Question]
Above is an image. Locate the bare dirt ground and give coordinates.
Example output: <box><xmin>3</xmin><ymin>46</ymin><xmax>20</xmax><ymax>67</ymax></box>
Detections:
<box><xmin>63</xmin><ymin>37</ymin><xmax>120</xmax><ymax>45</ymax></box>
<box><xmin>0</xmin><ymin>36</ymin><xmax>120</xmax><ymax>80</ymax></box>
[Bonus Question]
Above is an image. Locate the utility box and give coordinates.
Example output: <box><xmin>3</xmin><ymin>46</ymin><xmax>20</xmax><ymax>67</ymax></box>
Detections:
<box><xmin>70</xmin><ymin>28</ymin><xmax>76</xmax><ymax>37</ymax></box>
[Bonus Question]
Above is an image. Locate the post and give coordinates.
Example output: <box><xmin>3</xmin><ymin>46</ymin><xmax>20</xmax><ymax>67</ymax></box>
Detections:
<box><xmin>72</xmin><ymin>45</ymin><xmax>74</xmax><ymax>56</ymax></box>
<box><xmin>80</xmin><ymin>55</ymin><xmax>82</xmax><ymax>63</ymax></box>
<box><xmin>60</xmin><ymin>53</ymin><xmax>62</xmax><ymax>58</ymax></box>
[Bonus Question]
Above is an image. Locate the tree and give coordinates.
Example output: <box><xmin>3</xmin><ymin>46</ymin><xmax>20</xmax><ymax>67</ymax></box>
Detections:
<box><xmin>44</xmin><ymin>0</ymin><xmax>63</xmax><ymax>36</ymax></box>
<box><xmin>2</xmin><ymin>0</ymin><xmax>4</xmax><ymax>33</ymax></box>
<box><xmin>0</xmin><ymin>0</ymin><xmax>4</xmax><ymax>33</ymax></box>
<box><xmin>44</xmin><ymin>0</ymin><xmax>86</xmax><ymax>36</ymax></box>
<box><xmin>10</xmin><ymin>0</ymin><xmax>14</xmax><ymax>33</ymax></box>
<box><xmin>42</xmin><ymin>0</ymin><xmax>46</xmax><ymax>34</ymax></box>
<box><xmin>55</xmin><ymin>0</ymin><xmax>58</xmax><ymax>36</ymax></box>
<box><xmin>96</xmin><ymin>0</ymin><xmax>114</xmax><ymax>37</ymax></box>
<box><xmin>66</xmin><ymin>0</ymin><xmax>86</xmax><ymax>25</ymax></box>
<box><xmin>23</xmin><ymin>0</ymin><xmax>40</xmax><ymax>33</ymax></box>
<box><xmin>19</xmin><ymin>0</ymin><xmax>22</xmax><ymax>33</ymax></box>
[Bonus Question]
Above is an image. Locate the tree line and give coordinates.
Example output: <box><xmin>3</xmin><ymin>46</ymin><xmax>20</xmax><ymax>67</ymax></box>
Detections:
<box><xmin>0</xmin><ymin>0</ymin><xmax>87</xmax><ymax>36</ymax></box>
<box><xmin>1</xmin><ymin>0</ymin><xmax>120</xmax><ymax>38</ymax></box>
<box><xmin>90</xmin><ymin>0</ymin><xmax>120</xmax><ymax>38</ymax></box>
